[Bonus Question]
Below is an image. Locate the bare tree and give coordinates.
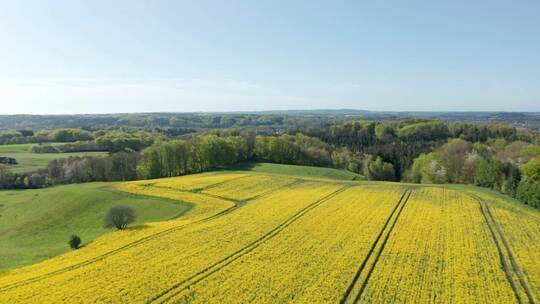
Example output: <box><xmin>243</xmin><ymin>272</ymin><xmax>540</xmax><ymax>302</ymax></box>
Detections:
<box><xmin>104</xmin><ymin>205</ymin><xmax>136</xmax><ymax>230</ymax></box>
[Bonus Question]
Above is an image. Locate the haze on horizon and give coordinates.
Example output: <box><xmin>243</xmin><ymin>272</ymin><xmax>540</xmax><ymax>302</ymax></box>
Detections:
<box><xmin>0</xmin><ymin>0</ymin><xmax>539</xmax><ymax>115</ymax></box>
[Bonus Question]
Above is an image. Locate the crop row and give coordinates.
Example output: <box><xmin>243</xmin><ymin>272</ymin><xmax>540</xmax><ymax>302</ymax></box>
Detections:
<box><xmin>357</xmin><ymin>188</ymin><xmax>519</xmax><ymax>303</ymax></box>
<box><xmin>2</xmin><ymin>173</ymin><xmax>539</xmax><ymax>303</ymax></box>
<box><xmin>164</xmin><ymin>185</ymin><xmax>405</xmax><ymax>303</ymax></box>
<box><xmin>0</xmin><ymin>178</ymin><xmax>341</xmax><ymax>302</ymax></box>
<box><xmin>0</xmin><ymin>173</ymin><xmax>269</xmax><ymax>290</ymax></box>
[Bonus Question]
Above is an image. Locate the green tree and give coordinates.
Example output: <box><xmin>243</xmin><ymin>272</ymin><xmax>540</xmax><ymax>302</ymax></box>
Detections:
<box><xmin>331</xmin><ymin>148</ymin><xmax>363</xmax><ymax>173</ymax></box>
<box><xmin>398</xmin><ymin>121</ymin><xmax>450</xmax><ymax>141</ymax></box>
<box><xmin>501</xmin><ymin>163</ymin><xmax>521</xmax><ymax>197</ymax></box>
<box><xmin>516</xmin><ymin>179</ymin><xmax>540</xmax><ymax>208</ymax></box>
<box><xmin>521</xmin><ymin>157</ymin><xmax>540</xmax><ymax>180</ymax></box>
<box><xmin>104</xmin><ymin>205</ymin><xmax>136</xmax><ymax>230</ymax></box>
<box><xmin>137</xmin><ymin>146</ymin><xmax>162</xmax><ymax>179</ymax></box>
<box><xmin>436</xmin><ymin>139</ymin><xmax>472</xmax><ymax>183</ymax></box>
<box><xmin>473</xmin><ymin>142</ymin><xmax>492</xmax><ymax>159</ymax></box>
<box><xmin>363</xmin><ymin>155</ymin><xmax>395</xmax><ymax>181</ymax></box>
<box><xmin>375</xmin><ymin>124</ymin><xmax>396</xmax><ymax>141</ymax></box>
<box><xmin>410</xmin><ymin>153</ymin><xmax>447</xmax><ymax>184</ymax></box>
<box><xmin>475</xmin><ymin>159</ymin><xmax>502</xmax><ymax>189</ymax></box>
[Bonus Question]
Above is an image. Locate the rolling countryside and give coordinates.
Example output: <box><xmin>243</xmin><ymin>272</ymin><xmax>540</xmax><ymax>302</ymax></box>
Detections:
<box><xmin>2</xmin><ymin>2</ymin><xmax>540</xmax><ymax>302</ymax></box>
<box><xmin>1</xmin><ymin>170</ymin><xmax>538</xmax><ymax>303</ymax></box>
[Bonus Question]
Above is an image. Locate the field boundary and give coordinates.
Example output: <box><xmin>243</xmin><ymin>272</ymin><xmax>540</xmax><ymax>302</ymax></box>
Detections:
<box><xmin>340</xmin><ymin>189</ymin><xmax>412</xmax><ymax>304</ymax></box>
<box><xmin>194</xmin><ymin>174</ymin><xmax>251</xmax><ymax>191</ymax></box>
<box><xmin>152</xmin><ymin>178</ymin><xmax>306</xmax><ymax>203</ymax></box>
<box><xmin>474</xmin><ymin>195</ymin><xmax>536</xmax><ymax>304</ymax></box>
<box><xmin>217</xmin><ymin>178</ymin><xmax>306</xmax><ymax>202</ymax></box>
<box><xmin>147</xmin><ymin>185</ymin><xmax>351</xmax><ymax>304</ymax></box>
<box><xmin>103</xmin><ymin>186</ymin><xmax>195</xmax><ymax>220</ymax></box>
<box><xmin>0</xmin><ymin>178</ymin><xmax>303</xmax><ymax>292</ymax></box>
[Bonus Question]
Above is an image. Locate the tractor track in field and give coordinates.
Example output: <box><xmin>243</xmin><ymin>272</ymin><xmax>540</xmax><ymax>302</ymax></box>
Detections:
<box><xmin>340</xmin><ymin>189</ymin><xmax>412</xmax><ymax>304</ymax></box>
<box><xmin>147</xmin><ymin>185</ymin><xmax>351</xmax><ymax>304</ymax></box>
<box><xmin>153</xmin><ymin>178</ymin><xmax>305</xmax><ymax>203</ymax></box>
<box><xmin>474</xmin><ymin>195</ymin><xmax>536</xmax><ymax>304</ymax></box>
<box><xmin>197</xmin><ymin>174</ymin><xmax>251</xmax><ymax>190</ymax></box>
<box><xmin>0</xmin><ymin>178</ymin><xmax>304</xmax><ymax>292</ymax></box>
<box><xmin>242</xmin><ymin>179</ymin><xmax>306</xmax><ymax>201</ymax></box>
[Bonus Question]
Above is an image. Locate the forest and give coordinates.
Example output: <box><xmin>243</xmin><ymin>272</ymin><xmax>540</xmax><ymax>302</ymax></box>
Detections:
<box><xmin>0</xmin><ymin>117</ymin><xmax>539</xmax><ymax>208</ymax></box>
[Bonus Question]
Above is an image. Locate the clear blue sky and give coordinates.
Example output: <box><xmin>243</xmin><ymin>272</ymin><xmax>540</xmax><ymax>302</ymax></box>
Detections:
<box><xmin>0</xmin><ymin>0</ymin><xmax>539</xmax><ymax>114</ymax></box>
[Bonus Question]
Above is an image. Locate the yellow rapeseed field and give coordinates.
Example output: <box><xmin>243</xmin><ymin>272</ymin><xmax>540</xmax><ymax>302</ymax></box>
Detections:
<box><xmin>201</xmin><ymin>174</ymin><xmax>298</xmax><ymax>201</ymax></box>
<box><xmin>0</xmin><ymin>172</ymin><xmax>539</xmax><ymax>303</ymax></box>
<box><xmin>455</xmin><ymin>188</ymin><xmax>540</xmax><ymax>302</ymax></box>
<box><xmin>145</xmin><ymin>172</ymin><xmax>248</xmax><ymax>191</ymax></box>
<box><xmin>356</xmin><ymin>188</ymin><xmax>521</xmax><ymax>303</ymax></box>
<box><xmin>0</xmin><ymin>174</ymin><xmax>342</xmax><ymax>302</ymax></box>
<box><xmin>163</xmin><ymin>185</ymin><xmax>405</xmax><ymax>303</ymax></box>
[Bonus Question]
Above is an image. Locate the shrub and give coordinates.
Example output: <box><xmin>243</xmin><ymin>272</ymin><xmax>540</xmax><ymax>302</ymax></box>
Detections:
<box><xmin>69</xmin><ymin>235</ymin><xmax>82</xmax><ymax>249</ymax></box>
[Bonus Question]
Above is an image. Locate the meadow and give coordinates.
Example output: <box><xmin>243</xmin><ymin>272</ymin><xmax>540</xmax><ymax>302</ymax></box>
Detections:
<box><xmin>0</xmin><ymin>183</ymin><xmax>191</xmax><ymax>271</ymax></box>
<box><xmin>0</xmin><ymin>143</ymin><xmax>107</xmax><ymax>173</ymax></box>
<box><xmin>0</xmin><ymin>168</ymin><xmax>538</xmax><ymax>303</ymax></box>
<box><xmin>224</xmin><ymin>162</ymin><xmax>363</xmax><ymax>181</ymax></box>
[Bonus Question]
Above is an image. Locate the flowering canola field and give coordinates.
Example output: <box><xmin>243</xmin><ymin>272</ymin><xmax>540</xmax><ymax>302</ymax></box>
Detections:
<box><xmin>0</xmin><ymin>172</ymin><xmax>538</xmax><ymax>303</ymax></box>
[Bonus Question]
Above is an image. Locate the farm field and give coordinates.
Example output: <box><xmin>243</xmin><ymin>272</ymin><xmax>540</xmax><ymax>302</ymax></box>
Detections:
<box><xmin>0</xmin><ymin>143</ymin><xmax>107</xmax><ymax>173</ymax></box>
<box><xmin>224</xmin><ymin>162</ymin><xmax>364</xmax><ymax>181</ymax></box>
<box><xmin>0</xmin><ymin>171</ymin><xmax>539</xmax><ymax>303</ymax></box>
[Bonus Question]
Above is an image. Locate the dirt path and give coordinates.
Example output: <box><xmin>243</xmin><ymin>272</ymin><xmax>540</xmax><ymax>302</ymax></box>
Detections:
<box><xmin>475</xmin><ymin>195</ymin><xmax>536</xmax><ymax>304</ymax></box>
<box><xmin>340</xmin><ymin>189</ymin><xmax>412</xmax><ymax>304</ymax></box>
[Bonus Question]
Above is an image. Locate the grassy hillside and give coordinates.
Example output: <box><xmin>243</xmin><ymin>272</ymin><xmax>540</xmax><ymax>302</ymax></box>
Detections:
<box><xmin>225</xmin><ymin>162</ymin><xmax>363</xmax><ymax>181</ymax></box>
<box><xmin>0</xmin><ymin>143</ymin><xmax>107</xmax><ymax>173</ymax></box>
<box><xmin>0</xmin><ymin>182</ymin><xmax>191</xmax><ymax>271</ymax></box>
<box><xmin>1</xmin><ymin>171</ymin><xmax>538</xmax><ymax>303</ymax></box>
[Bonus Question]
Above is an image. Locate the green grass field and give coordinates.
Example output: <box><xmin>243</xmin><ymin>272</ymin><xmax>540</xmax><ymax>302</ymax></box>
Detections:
<box><xmin>225</xmin><ymin>162</ymin><xmax>364</xmax><ymax>181</ymax></box>
<box><xmin>0</xmin><ymin>182</ymin><xmax>191</xmax><ymax>272</ymax></box>
<box><xmin>0</xmin><ymin>143</ymin><xmax>107</xmax><ymax>173</ymax></box>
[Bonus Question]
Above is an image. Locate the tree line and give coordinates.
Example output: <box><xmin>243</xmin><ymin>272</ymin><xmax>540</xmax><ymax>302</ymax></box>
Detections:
<box><xmin>408</xmin><ymin>138</ymin><xmax>540</xmax><ymax>207</ymax></box>
<box><xmin>30</xmin><ymin>130</ymin><xmax>162</xmax><ymax>153</ymax></box>
<box><xmin>0</xmin><ymin>119</ymin><xmax>538</xmax><ymax>207</ymax></box>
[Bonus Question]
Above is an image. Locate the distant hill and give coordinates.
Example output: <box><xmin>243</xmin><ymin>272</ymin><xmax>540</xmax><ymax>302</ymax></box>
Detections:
<box><xmin>0</xmin><ymin>110</ymin><xmax>539</xmax><ymax>131</ymax></box>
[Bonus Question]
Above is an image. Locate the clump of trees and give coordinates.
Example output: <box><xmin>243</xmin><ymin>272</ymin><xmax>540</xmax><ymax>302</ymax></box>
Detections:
<box><xmin>0</xmin><ymin>165</ymin><xmax>47</xmax><ymax>189</ymax></box>
<box><xmin>0</xmin><ymin>128</ymin><xmax>92</xmax><ymax>145</ymax></box>
<box><xmin>407</xmin><ymin>137</ymin><xmax>540</xmax><ymax>207</ymax></box>
<box><xmin>363</xmin><ymin>155</ymin><xmax>395</xmax><ymax>181</ymax></box>
<box><xmin>310</xmin><ymin>120</ymin><xmax>452</xmax><ymax>180</ymax></box>
<box><xmin>94</xmin><ymin>130</ymin><xmax>162</xmax><ymax>152</ymax></box>
<box><xmin>47</xmin><ymin>152</ymin><xmax>140</xmax><ymax>184</ymax></box>
<box><xmin>0</xmin><ymin>151</ymin><xmax>140</xmax><ymax>189</ymax></box>
<box><xmin>137</xmin><ymin>134</ymin><xmax>249</xmax><ymax>179</ymax></box>
<box><xmin>0</xmin><ymin>130</ymin><xmax>34</xmax><ymax>145</ymax></box>
<box><xmin>0</xmin><ymin>157</ymin><xmax>17</xmax><ymax>165</ymax></box>
<box><xmin>516</xmin><ymin>156</ymin><xmax>540</xmax><ymax>207</ymax></box>
<box><xmin>254</xmin><ymin>134</ymin><xmax>332</xmax><ymax>167</ymax></box>
<box><xmin>104</xmin><ymin>205</ymin><xmax>136</xmax><ymax>230</ymax></box>
<box><xmin>45</xmin><ymin>129</ymin><xmax>94</xmax><ymax>142</ymax></box>
<box><xmin>32</xmin><ymin>130</ymin><xmax>162</xmax><ymax>153</ymax></box>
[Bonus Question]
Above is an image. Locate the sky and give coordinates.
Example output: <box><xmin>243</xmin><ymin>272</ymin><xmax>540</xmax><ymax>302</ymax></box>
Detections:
<box><xmin>0</xmin><ymin>0</ymin><xmax>539</xmax><ymax>114</ymax></box>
